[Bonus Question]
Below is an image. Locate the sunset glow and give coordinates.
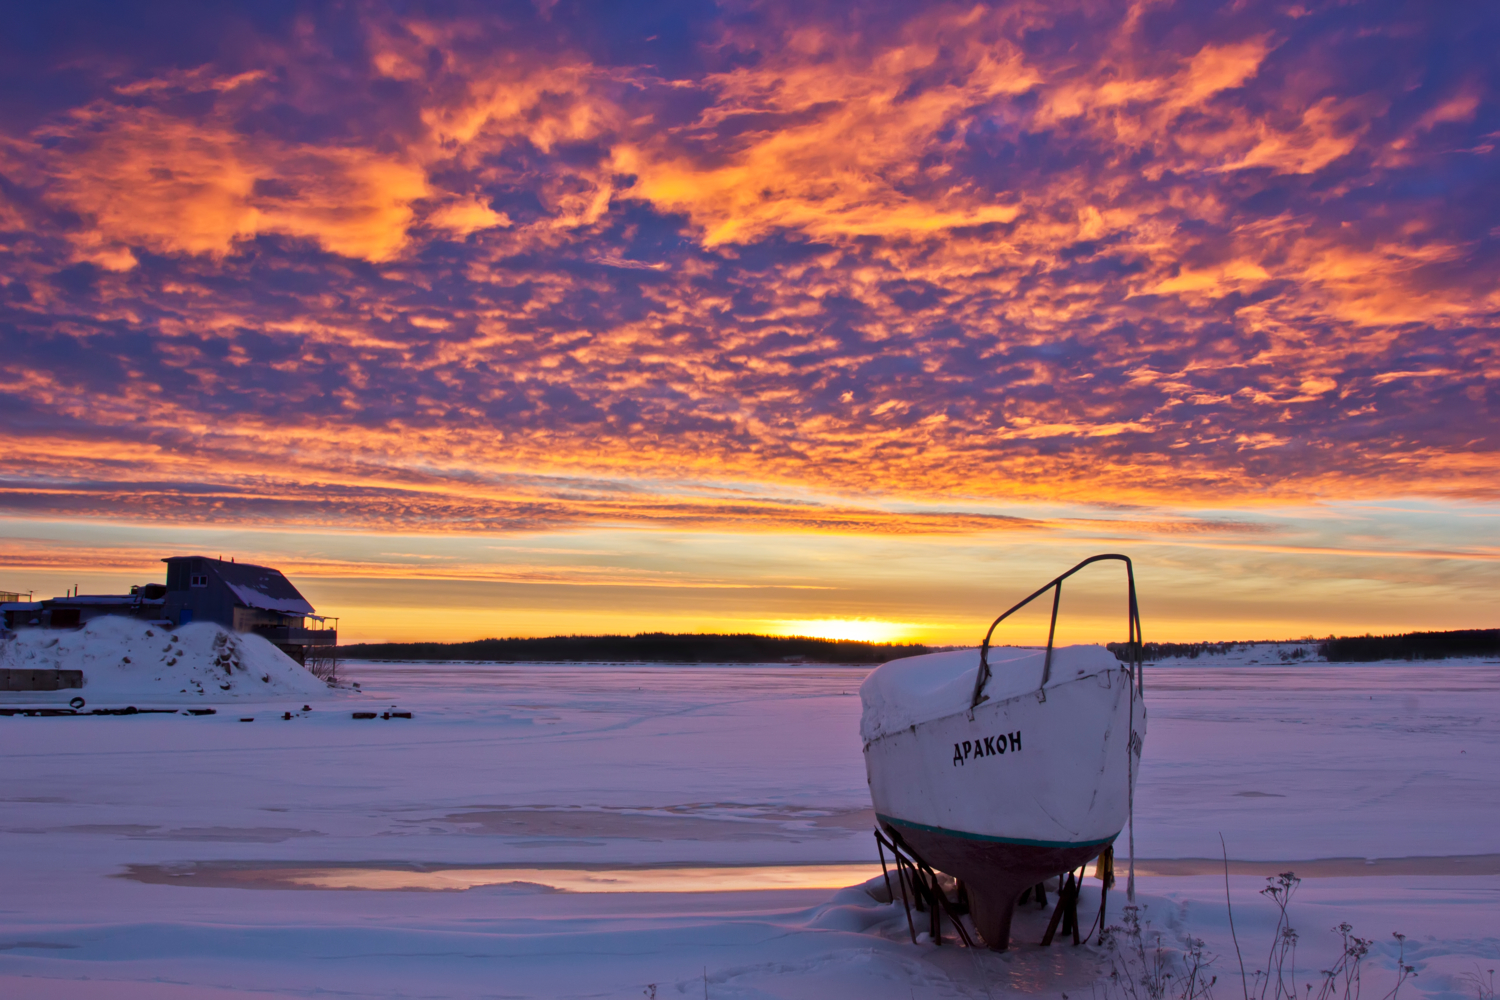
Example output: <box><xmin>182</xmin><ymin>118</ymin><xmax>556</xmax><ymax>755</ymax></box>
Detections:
<box><xmin>767</xmin><ymin>619</ymin><xmax>925</xmax><ymax>644</ymax></box>
<box><xmin>0</xmin><ymin>1</ymin><xmax>1496</xmax><ymax>642</ymax></box>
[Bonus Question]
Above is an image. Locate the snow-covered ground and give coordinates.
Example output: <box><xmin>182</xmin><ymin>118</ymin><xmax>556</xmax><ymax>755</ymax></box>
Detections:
<box><xmin>1142</xmin><ymin>641</ymin><xmax>1331</xmax><ymax>666</ymax></box>
<box><xmin>1</xmin><ymin>653</ymin><xmax>1497</xmax><ymax>998</ymax></box>
<box><xmin>0</xmin><ymin>617</ymin><xmax>327</xmax><ymax>703</ymax></box>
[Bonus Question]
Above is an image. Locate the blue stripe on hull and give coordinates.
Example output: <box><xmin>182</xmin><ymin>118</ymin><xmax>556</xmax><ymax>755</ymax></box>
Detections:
<box><xmin>877</xmin><ymin>813</ymin><xmax>1119</xmax><ymax>851</ymax></box>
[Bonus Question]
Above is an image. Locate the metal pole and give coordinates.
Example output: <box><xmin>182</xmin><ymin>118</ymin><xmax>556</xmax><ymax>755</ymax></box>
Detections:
<box><xmin>971</xmin><ymin>554</ymin><xmax>1140</xmax><ymax>709</ymax></box>
<box><xmin>875</xmin><ymin>831</ymin><xmax>892</xmax><ymax>901</ymax></box>
<box><xmin>1040</xmin><ymin>583</ymin><xmax>1061</xmax><ymax>690</ymax></box>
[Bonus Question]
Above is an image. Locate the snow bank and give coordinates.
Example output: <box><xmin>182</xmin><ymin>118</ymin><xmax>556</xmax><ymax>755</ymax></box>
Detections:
<box><xmin>2</xmin><ymin>660</ymin><xmax>1497</xmax><ymax>998</ymax></box>
<box><xmin>859</xmin><ymin>644</ymin><xmax>1120</xmax><ymax>743</ymax></box>
<box><xmin>0</xmin><ymin>616</ymin><xmax>328</xmax><ymax>704</ymax></box>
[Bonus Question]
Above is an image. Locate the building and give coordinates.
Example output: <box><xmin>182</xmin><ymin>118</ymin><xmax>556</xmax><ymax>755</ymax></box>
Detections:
<box><xmin>0</xmin><ymin>590</ymin><xmax>38</xmax><ymax>630</ymax></box>
<box><xmin>2</xmin><ymin>559</ymin><xmax>336</xmax><ymax>673</ymax></box>
<box><xmin>160</xmin><ymin>556</ymin><xmax>336</xmax><ymax>667</ymax></box>
<box><xmin>1</xmin><ymin>586</ymin><xmax>164</xmax><ymax>630</ymax></box>
<box><xmin>0</xmin><ymin>601</ymin><xmax>42</xmax><ymax>629</ymax></box>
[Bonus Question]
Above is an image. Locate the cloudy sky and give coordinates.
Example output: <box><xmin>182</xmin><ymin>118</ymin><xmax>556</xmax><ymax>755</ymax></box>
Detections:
<box><xmin>1</xmin><ymin>0</ymin><xmax>1496</xmax><ymax>644</ymax></box>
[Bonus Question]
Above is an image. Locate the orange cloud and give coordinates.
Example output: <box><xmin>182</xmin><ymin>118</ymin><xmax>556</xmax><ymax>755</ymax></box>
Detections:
<box><xmin>34</xmin><ymin>94</ymin><xmax>429</xmax><ymax>263</ymax></box>
<box><xmin>0</xmin><ymin>0</ymin><xmax>1492</xmax><ymax>531</ymax></box>
<box><xmin>613</xmin><ymin>14</ymin><xmax>1036</xmax><ymax>244</ymax></box>
<box><xmin>427</xmin><ymin>197</ymin><xmax>512</xmax><ymax>236</ymax></box>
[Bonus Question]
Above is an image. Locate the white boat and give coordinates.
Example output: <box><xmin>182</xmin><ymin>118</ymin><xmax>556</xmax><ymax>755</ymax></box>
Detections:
<box><xmin>859</xmin><ymin>554</ymin><xmax>1146</xmax><ymax>949</ymax></box>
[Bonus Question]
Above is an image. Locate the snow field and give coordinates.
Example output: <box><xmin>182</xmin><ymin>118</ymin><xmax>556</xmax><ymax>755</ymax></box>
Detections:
<box><xmin>0</xmin><ymin>658</ymin><xmax>1496</xmax><ymax>998</ymax></box>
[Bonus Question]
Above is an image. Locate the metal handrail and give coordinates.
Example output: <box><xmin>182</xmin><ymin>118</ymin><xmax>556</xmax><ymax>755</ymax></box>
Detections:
<box><xmin>969</xmin><ymin>553</ymin><xmax>1143</xmax><ymax>709</ymax></box>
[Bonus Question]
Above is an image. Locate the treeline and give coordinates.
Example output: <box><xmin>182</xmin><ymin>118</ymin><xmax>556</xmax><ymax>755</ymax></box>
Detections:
<box><xmin>1319</xmin><ymin>629</ymin><xmax>1500</xmax><ymax>662</ymax></box>
<box><xmin>340</xmin><ymin>628</ymin><xmax>1499</xmax><ymax>665</ymax></box>
<box><xmin>1106</xmin><ymin>641</ymin><xmax>1243</xmax><ymax>661</ymax></box>
<box><xmin>337</xmin><ymin>632</ymin><xmax>933</xmax><ymax>664</ymax></box>
<box><xmin>1105</xmin><ymin>629</ymin><xmax>1500</xmax><ymax>663</ymax></box>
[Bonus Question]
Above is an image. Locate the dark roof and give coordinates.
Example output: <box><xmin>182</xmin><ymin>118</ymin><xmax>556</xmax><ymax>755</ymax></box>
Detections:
<box><xmin>162</xmin><ymin>557</ymin><xmax>316</xmax><ymax>615</ymax></box>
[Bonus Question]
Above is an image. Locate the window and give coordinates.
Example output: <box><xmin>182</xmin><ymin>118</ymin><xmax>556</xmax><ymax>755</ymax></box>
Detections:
<box><xmin>190</xmin><ymin>574</ymin><xmax>209</xmax><ymax>588</ymax></box>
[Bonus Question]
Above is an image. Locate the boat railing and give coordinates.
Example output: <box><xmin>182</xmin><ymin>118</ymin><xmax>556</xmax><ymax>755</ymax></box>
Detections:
<box><xmin>970</xmin><ymin>553</ymin><xmax>1143</xmax><ymax>709</ymax></box>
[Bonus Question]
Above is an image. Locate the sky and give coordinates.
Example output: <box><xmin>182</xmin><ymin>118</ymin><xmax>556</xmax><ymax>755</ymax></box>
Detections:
<box><xmin>1</xmin><ymin>0</ymin><xmax>1496</xmax><ymax>645</ymax></box>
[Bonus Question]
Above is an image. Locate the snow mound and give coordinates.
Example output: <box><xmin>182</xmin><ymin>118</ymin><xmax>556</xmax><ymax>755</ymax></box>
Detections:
<box><xmin>0</xmin><ymin>616</ymin><xmax>328</xmax><ymax>704</ymax></box>
<box><xmin>859</xmin><ymin>644</ymin><xmax>1121</xmax><ymax>744</ymax></box>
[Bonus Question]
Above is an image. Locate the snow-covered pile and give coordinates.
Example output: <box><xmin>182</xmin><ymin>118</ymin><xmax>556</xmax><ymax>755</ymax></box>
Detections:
<box><xmin>0</xmin><ymin>616</ymin><xmax>328</xmax><ymax>703</ymax></box>
<box><xmin>859</xmin><ymin>644</ymin><xmax>1121</xmax><ymax>743</ymax></box>
<box><xmin>1143</xmin><ymin>640</ymin><xmax>1326</xmax><ymax>666</ymax></box>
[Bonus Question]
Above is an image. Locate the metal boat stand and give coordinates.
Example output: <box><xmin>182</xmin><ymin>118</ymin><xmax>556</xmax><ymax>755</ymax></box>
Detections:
<box><xmin>874</xmin><ymin>826</ymin><xmax>975</xmax><ymax>948</ymax></box>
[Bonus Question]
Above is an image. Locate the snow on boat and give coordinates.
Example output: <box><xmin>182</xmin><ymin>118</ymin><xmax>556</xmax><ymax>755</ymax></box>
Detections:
<box><xmin>860</xmin><ymin>554</ymin><xmax>1146</xmax><ymax>950</ymax></box>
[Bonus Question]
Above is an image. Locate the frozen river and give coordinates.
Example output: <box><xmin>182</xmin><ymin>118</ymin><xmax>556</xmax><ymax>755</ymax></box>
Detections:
<box><xmin>1</xmin><ymin>659</ymin><xmax>1497</xmax><ymax>998</ymax></box>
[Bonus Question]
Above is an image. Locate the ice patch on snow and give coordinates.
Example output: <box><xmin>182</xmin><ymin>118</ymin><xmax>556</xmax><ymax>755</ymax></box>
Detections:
<box><xmin>859</xmin><ymin>644</ymin><xmax>1120</xmax><ymax>743</ymax></box>
<box><xmin>0</xmin><ymin>616</ymin><xmax>327</xmax><ymax>704</ymax></box>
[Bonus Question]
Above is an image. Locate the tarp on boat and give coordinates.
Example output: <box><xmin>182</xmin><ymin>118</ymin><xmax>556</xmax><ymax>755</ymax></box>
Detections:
<box><xmin>859</xmin><ymin>645</ymin><xmax>1119</xmax><ymax>744</ymax></box>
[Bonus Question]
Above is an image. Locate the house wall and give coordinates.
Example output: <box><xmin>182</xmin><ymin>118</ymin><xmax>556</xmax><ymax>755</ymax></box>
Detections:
<box><xmin>232</xmin><ymin>606</ymin><xmax>290</xmax><ymax>631</ymax></box>
<box><xmin>1</xmin><ymin>603</ymin><xmax>43</xmax><ymax>628</ymax></box>
<box><xmin>162</xmin><ymin>557</ymin><xmax>240</xmax><ymax>629</ymax></box>
<box><xmin>49</xmin><ymin>600</ymin><xmax>154</xmax><ymax>627</ymax></box>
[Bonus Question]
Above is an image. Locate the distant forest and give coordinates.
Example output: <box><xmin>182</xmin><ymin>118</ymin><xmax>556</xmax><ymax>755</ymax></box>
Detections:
<box><xmin>1318</xmin><ymin>629</ymin><xmax>1500</xmax><ymax>662</ymax></box>
<box><xmin>337</xmin><ymin>632</ymin><xmax>934</xmax><ymax>664</ymax></box>
<box><xmin>340</xmin><ymin>628</ymin><xmax>1500</xmax><ymax>664</ymax></box>
<box><xmin>1106</xmin><ymin>628</ymin><xmax>1500</xmax><ymax>663</ymax></box>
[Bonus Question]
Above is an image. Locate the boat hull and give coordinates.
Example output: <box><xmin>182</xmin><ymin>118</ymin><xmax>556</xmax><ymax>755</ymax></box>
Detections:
<box><xmin>864</xmin><ymin>665</ymin><xmax>1144</xmax><ymax>949</ymax></box>
<box><xmin>880</xmin><ymin>818</ymin><xmax>1109</xmax><ymax>949</ymax></box>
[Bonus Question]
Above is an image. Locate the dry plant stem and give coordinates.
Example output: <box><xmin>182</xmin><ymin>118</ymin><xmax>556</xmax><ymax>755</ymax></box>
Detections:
<box><xmin>1098</xmin><ymin>905</ymin><xmax>1216</xmax><ymax>1000</ymax></box>
<box><xmin>1223</xmin><ymin>834</ymin><xmax>1250</xmax><ymax>1000</ymax></box>
<box><xmin>1458</xmin><ymin>965</ymin><xmax>1495</xmax><ymax>1000</ymax></box>
<box><xmin>1258</xmin><ymin>873</ymin><xmax>1302</xmax><ymax>1000</ymax></box>
<box><xmin>1098</xmin><ymin>867</ymin><xmax>1410</xmax><ymax>1000</ymax></box>
<box><xmin>1313</xmin><ymin>922</ymin><xmax>1370</xmax><ymax>1000</ymax></box>
<box><xmin>1381</xmin><ymin>934</ymin><xmax>1416</xmax><ymax>1000</ymax></box>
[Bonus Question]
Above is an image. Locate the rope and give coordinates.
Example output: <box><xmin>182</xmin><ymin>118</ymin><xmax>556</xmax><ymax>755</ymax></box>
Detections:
<box><xmin>1128</xmin><ymin>662</ymin><xmax>1137</xmax><ymax>903</ymax></box>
